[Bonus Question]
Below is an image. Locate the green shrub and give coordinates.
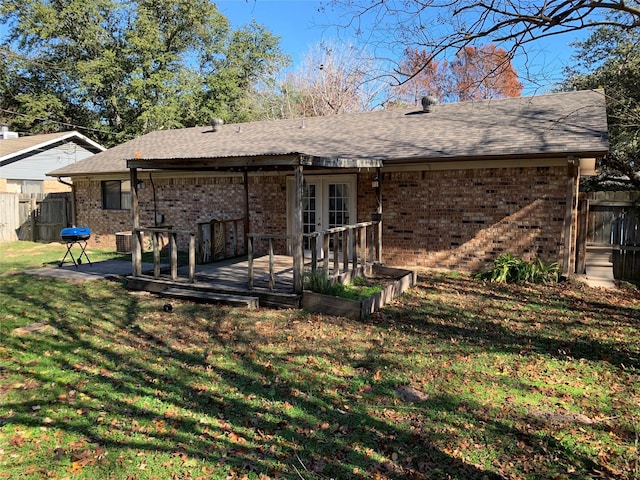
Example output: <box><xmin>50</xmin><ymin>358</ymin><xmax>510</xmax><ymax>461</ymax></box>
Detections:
<box><xmin>477</xmin><ymin>254</ymin><xmax>559</xmax><ymax>284</ymax></box>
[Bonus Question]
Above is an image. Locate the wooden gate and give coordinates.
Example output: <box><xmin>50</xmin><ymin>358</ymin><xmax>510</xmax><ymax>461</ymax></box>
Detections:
<box><xmin>581</xmin><ymin>191</ymin><xmax>640</xmax><ymax>281</ymax></box>
<box><xmin>0</xmin><ymin>192</ymin><xmax>72</xmax><ymax>243</ymax></box>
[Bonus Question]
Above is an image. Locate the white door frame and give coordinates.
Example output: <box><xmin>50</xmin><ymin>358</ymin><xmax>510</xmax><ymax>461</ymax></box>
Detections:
<box><xmin>286</xmin><ymin>174</ymin><xmax>357</xmax><ymax>255</ymax></box>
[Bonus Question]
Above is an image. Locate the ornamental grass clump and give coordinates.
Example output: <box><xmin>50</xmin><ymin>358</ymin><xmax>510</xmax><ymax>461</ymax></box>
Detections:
<box><xmin>304</xmin><ymin>270</ymin><xmax>383</xmax><ymax>299</ymax></box>
<box><xmin>477</xmin><ymin>253</ymin><xmax>559</xmax><ymax>284</ymax></box>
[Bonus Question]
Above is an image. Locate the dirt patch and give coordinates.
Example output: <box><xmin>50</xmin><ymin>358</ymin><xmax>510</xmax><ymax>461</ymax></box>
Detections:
<box><xmin>529</xmin><ymin>408</ymin><xmax>597</xmax><ymax>426</ymax></box>
<box><xmin>12</xmin><ymin>322</ymin><xmax>58</xmax><ymax>336</ymax></box>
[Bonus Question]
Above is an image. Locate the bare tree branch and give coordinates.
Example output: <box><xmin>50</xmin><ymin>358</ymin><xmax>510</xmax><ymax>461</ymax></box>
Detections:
<box><xmin>327</xmin><ymin>0</ymin><xmax>640</xmax><ymax>84</ymax></box>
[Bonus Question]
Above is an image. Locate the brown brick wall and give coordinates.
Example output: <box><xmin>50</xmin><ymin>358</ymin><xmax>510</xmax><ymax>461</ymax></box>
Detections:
<box><xmin>74</xmin><ymin>166</ymin><xmax>569</xmax><ymax>271</ymax></box>
<box><xmin>360</xmin><ymin>166</ymin><xmax>568</xmax><ymax>271</ymax></box>
<box><xmin>74</xmin><ymin>174</ymin><xmax>288</xmax><ymax>255</ymax></box>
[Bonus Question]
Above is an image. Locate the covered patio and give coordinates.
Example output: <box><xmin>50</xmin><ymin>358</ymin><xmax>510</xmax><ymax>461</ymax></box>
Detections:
<box><xmin>125</xmin><ymin>153</ymin><xmax>383</xmax><ymax>307</ymax></box>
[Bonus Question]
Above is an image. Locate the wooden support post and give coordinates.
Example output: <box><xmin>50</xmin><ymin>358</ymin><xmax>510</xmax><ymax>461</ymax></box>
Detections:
<box><xmin>170</xmin><ymin>232</ymin><xmax>178</xmax><ymax>280</ymax></box>
<box><xmin>322</xmin><ymin>233</ymin><xmax>330</xmax><ymax>276</ymax></box>
<box><xmin>153</xmin><ymin>232</ymin><xmax>161</xmax><ymax>278</ymax></box>
<box><xmin>311</xmin><ymin>235</ymin><xmax>317</xmax><ymax>272</ymax></box>
<box><xmin>368</xmin><ymin>225</ymin><xmax>374</xmax><ymax>264</ymax></box>
<box><xmin>360</xmin><ymin>226</ymin><xmax>366</xmax><ymax>267</ymax></box>
<box><xmin>189</xmin><ymin>233</ymin><xmax>196</xmax><ymax>283</ymax></box>
<box><xmin>269</xmin><ymin>238</ymin><xmax>275</xmax><ymax>291</ymax></box>
<box><xmin>243</xmin><ymin>170</ymin><xmax>250</xmax><ymax>255</ymax></box>
<box><xmin>576</xmin><ymin>193</ymin><xmax>588</xmax><ymax>274</ymax></box>
<box><xmin>562</xmin><ymin>162</ymin><xmax>579</xmax><ymax>276</ymax></box>
<box><xmin>130</xmin><ymin>168</ymin><xmax>142</xmax><ymax>277</ymax></box>
<box><xmin>248</xmin><ymin>236</ymin><xmax>254</xmax><ymax>289</ymax></box>
<box><xmin>293</xmin><ymin>164</ymin><xmax>304</xmax><ymax>293</ymax></box>
<box><xmin>333</xmin><ymin>232</ymin><xmax>340</xmax><ymax>278</ymax></box>
<box><xmin>342</xmin><ymin>231</ymin><xmax>349</xmax><ymax>272</ymax></box>
<box><xmin>350</xmin><ymin>228</ymin><xmax>357</xmax><ymax>270</ymax></box>
<box><xmin>376</xmin><ymin>166</ymin><xmax>383</xmax><ymax>264</ymax></box>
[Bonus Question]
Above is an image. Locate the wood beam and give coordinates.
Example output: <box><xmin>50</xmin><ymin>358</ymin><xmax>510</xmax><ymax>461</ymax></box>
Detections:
<box><xmin>130</xmin><ymin>167</ymin><xmax>142</xmax><ymax>277</ymax></box>
<box><xmin>562</xmin><ymin>162</ymin><xmax>579</xmax><ymax>276</ymax></box>
<box><xmin>293</xmin><ymin>163</ymin><xmax>304</xmax><ymax>293</ymax></box>
<box><xmin>243</xmin><ymin>170</ymin><xmax>250</xmax><ymax>253</ymax></box>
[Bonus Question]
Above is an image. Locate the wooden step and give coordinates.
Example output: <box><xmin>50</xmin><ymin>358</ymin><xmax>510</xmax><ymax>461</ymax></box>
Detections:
<box><xmin>126</xmin><ymin>275</ymin><xmax>300</xmax><ymax>309</ymax></box>
<box><xmin>162</xmin><ymin>287</ymin><xmax>259</xmax><ymax>309</ymax></box>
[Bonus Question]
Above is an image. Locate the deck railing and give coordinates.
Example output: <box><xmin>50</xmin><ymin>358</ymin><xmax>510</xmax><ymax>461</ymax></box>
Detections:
<box><xmin>246</xmin><ymin>234</ymin><xmax>293</xmax><ymax>291</ymax></box>
<box><xmin>132</xmin><ymin>227</ymin><xmax>196</xmax><ymax>282</ymax></box>
<box><xmin>247</xmin><ymin>221</ymin><xmax>381</xmax><ymax>292</ymax></box>
<box><xmin>197</xmin><ymin>217</ymin><xmax>246</xmax><ymax>263</ymax></box>
<box><xmin>307</xmin><ymin>221</ymin><xmax>381</xmax><ymax>280</ymax></box>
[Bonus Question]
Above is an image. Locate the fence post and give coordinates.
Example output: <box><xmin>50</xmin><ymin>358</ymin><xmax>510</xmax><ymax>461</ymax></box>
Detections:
<box><xmin>30</xmin><ymin>196</ymin><xmax>37</xmax><ymax>242</ymax></box>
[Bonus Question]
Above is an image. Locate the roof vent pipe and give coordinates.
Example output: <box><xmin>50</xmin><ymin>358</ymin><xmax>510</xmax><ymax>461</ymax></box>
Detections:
<box><xmin>211</xmin><ymin>118</ymin><xmax>224</xmax><ymax>131</ymax></box>
<box><xmin>421</xmin><ymin>95</ymin><xmax>437</xmax><ymax>113</ymax></box>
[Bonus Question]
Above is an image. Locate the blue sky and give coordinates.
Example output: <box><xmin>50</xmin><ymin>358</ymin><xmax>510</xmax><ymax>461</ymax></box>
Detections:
<box><xmin>217</xmin><ymin>0</ymin><xmax>585</xmax><ymax>95</ymax></box>
<box><xmin>0</xmin><ymin>0</ymin><xmax>585</xmax><ymax>96</ymax></box>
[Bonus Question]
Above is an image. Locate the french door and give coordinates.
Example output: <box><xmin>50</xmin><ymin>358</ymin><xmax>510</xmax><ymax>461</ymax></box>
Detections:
<box><xmin>288</xmin><ymin>175</ymin><xmax>356</xmax><ymax>255</ymax></box>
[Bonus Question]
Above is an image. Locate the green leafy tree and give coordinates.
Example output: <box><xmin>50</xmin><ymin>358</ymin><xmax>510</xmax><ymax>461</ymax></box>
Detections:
<box><xmin>561</xmin><ymin>26</ymin><xmax>640</xmax><ymax>190</ymax></box>
<box><xmin>0</xmin><ymin>0</ymin><xmax>289</xmax><ymax>145</ymax></box>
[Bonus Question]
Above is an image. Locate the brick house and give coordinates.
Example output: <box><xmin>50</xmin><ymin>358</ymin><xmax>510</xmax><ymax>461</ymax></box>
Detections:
<box><xmin>48</xmin><ymin>89</ymin><xmax>608</xmax><ymax>282</ymax></box>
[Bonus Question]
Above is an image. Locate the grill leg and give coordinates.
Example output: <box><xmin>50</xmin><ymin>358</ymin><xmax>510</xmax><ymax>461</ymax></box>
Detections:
<box><xmin>78</xmin><ymin>241</ymin><xmax>92</xmax><ymax>266</ymax></box>
<box><xmin>59</xmin><ymin>240</ymin><xmax>92</xmax><ymax>268</ymax></box>
<box><xmin>59</xmin><ymin>242</ymin><xmax>78</xmax><ymax>267</ymax></box>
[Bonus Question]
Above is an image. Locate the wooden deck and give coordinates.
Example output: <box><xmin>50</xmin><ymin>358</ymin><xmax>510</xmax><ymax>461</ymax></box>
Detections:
<box><xmin>127</xmin><ymin>255</ymin><xmax>301</xmax><ymax>308</ymax></box>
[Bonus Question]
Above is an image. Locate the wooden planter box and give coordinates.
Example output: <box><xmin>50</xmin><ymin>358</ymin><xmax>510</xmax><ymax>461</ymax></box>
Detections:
<box><xmin>302</xmin><ymin>265</ymin><xmax>416</xmax><ymax>320</ymax></box>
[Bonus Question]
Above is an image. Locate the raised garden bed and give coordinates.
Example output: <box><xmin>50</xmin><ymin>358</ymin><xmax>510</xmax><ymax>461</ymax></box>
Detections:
<box><xmin>302</xmin><ymin>264</ymin><xmax>416</xmax><ymax>319</ymax></box>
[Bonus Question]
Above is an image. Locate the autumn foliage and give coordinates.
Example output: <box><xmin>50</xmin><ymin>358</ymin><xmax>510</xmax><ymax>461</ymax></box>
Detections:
<box><xmin>392</xmin><ymin>44</ymin><xmax>523</xmax><ymax>105</ymax></box>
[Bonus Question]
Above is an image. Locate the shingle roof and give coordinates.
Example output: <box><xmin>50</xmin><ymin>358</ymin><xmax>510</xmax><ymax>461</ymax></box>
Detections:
<box><xmin>1</xmin><ymin>131</ymin><xmax>105</xmax><ymax>164</ymax></box>
<box><xmin>47</xmin><ymin>89</ymin><xmax>609</xmax><ymax>177</ymax></box>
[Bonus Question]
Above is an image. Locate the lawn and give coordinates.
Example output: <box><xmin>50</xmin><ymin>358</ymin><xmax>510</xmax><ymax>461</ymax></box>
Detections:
<box><xmin>0</xmin><ymin>241</ymin><xmax>126</xmax><ymax>275</ymax></box>
<box><xmin>1</xmin><ymin>242</ymin><xmax>639</xmax><ymax>479</ymax></box>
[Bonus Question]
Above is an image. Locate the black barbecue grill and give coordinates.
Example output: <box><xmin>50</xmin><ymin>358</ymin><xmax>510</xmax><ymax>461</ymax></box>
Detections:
<box><xmin>59</xmin><ymin>227</ymin><xmax>92</xmax><ymax>267</ymax></box>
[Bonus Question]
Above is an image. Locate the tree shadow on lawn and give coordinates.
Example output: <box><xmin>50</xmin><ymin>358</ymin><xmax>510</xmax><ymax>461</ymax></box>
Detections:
<box><xmin>0</xmin><ymin>273</ymin><xmax>635</xmax><ymax>479</ymax></box>
<box><xmin>2</xmin><ymin>328</ymin><xmax>612</xmax><ymax>480</ymax></box>
<box><xmin>385</xmin><ymin>273</ymin><xmax>640</xmax><ymax>370</ymax></box>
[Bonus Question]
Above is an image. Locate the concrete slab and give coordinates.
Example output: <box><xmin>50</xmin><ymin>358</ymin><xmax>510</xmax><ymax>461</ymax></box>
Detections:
<box><xmin>576</xmin><ymin>275</ymin><xmax>617</xmax><ymax>290</ymax></box>
<box><xmin>23</xmin><ymin>260</ymin><xmax>157</xmax><ymax>282</ymax></box>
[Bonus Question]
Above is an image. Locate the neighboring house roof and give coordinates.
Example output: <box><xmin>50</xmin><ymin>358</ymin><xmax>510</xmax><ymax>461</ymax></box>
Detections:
<box><xmin>1</xmin><ymin>131</ymin><xmax>106</xmax><ymax>167</ymax></box>
<box><xmin>48</xmin><ymin>89</ymin><xmax>609</xmax><ymax>177</ymax></box>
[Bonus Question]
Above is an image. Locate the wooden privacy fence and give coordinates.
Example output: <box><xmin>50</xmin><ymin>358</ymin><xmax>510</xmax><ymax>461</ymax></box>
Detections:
<box><xmin>0</xmin><ymin>192</ymin><xmax>71</xmax><ymax>243</ymax></box>
<box><xmin>196</xmin><ymin>217</ymin><xmax>246</xmax><ymax>264</ymax></box>
<box><xmin>611</xmin><ymin>208</ymin><xmax>640</xmax><ymax>281</ymax></box>
<box><xmin>583</xmin><ymin>191</ymin><xmax>640</xmax><ymax>281</ymax></box>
